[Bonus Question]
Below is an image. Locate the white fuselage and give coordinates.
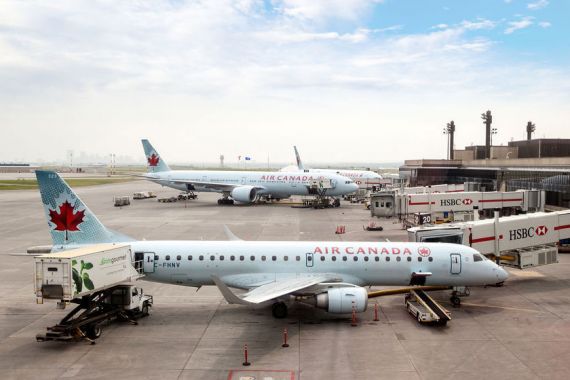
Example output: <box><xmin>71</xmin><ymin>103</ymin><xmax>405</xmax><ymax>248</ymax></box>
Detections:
<box><xmin>145</xmin><ymin>170</ymin><xmax>358</xmax><ymax>198</ymax></box>
<box><xmin>290</xmin><ymin>168</ymin><xmax>383</xmax><ymax>189</ymax></box>
<box><xmin>130</xmin><ymin>241</ymin><xmax>508</xmax><ymax>288</ymax></box>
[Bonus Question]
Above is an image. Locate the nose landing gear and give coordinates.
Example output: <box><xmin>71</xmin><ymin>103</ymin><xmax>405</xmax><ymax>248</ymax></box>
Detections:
<box><xmin>450</xmin><ymin>287</ymin><xmax>470</xmax><ymax>308</ymax></box>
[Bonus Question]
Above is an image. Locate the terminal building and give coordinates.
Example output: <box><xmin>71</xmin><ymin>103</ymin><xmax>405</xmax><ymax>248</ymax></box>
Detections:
<box><xmin>400</xmin><ymin>138</ymin><xmax>570</xmax><ymax>208</ymax></box>
<box><xmin>0</xmin><ymin>163</ymin><xmax>39</xmax><ymax>173</ymax></box>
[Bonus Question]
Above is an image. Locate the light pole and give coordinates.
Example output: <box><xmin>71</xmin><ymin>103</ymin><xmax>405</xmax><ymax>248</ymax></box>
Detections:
<box><xmin>443</xmin><ymin>121</ymin><xmax>455</xmax><ymax>160</ymax></box>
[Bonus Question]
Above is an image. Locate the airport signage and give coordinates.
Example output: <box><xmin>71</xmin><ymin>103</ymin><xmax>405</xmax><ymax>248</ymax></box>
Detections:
<box><xmin>509</xmin><ymin>225</ymin><xmax>548</xmax><ymax>240</ymax></box>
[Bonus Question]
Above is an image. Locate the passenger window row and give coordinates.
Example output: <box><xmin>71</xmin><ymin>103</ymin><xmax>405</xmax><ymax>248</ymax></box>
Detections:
<box><xmin>161</xmin><ymin>255</ymin><xmax>434</xmax><ymax>263</ymax></box>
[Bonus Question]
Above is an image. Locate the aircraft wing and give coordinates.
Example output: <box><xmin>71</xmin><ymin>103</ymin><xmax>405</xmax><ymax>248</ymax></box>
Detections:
<box><xmin>212</xmin><ymin>274</ymin><xmax>342</xmax><ymax>305</ymax></box>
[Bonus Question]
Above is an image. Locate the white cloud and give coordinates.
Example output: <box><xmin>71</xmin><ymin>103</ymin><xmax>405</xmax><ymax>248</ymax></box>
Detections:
<box><xmin>0</xmin><ymin>1</ymin><xmax>568</xmax><ymax>163</ymax></box>
<box><xmin>539</xmin><ymin>21</ymin><xmax>552</xmax><ymax>28</ymax></box>
<box><xmin>255</xmin><ymin>28</ymin><xmax>369</xmax><ymax>43</ymax></box>
<box><xmin>461</xmin><ymin>18</ymin><xmax>497</xmax><ymax>30</ymax></box>
<box><xmin>505</xmin><ymin>17</ymin><xmax>534</xmax><ymax>34</ymax></box>
<box><xmin>528</xmin><ymin>0</ymin><xmax>549</xmax><ymax>10</ymax></box>
<box><xmin>279</xmin><ymin>0</ymin><xmax>383</xmax><ymax>21</ymax></box>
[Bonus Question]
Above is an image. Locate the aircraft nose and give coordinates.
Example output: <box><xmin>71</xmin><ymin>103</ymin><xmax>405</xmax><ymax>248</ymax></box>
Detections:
<box><xmin>499</xmin><ymin>266</ymin><xmax>509</xmax><ymax>282</ymax></box>
<box><xmin>495</xmin><ymin>265</ymin><xmax>509</xmax><ymax>283</ymax></box>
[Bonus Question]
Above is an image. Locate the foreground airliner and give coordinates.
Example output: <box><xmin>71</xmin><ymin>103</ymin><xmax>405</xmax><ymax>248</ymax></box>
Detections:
<box><xmin>284</xmin><ymin>146</ymin><xmax>384</xmax><ymax>190</ymax></box>
<box><xmin>140</xmin><ymin>139</ymin><xmax>358</xmax><ymax>204</ymax></box>
<box><xmin>35</xmin><ymin>171</ymin><xmax>508</xmax><ymax>318</ymax></box>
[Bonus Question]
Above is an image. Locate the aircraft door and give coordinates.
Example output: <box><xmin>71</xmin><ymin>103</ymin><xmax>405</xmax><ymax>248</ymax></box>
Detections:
<box><xmin>241</xmin><ymin>177</ymin><xmax>247</xmax><ymax>185</ymax></box>
<box><xmin>306</xmin><ymin>252</ymin><xmax>314</xmax><ymax>267</ymax></box>
<box><xmin>143</xmin><ymin>252</ymin><xmax>156</xmax><ymax>273</ymax></box>
<box><xmin>450</xmin><ymin>253</ymin><xmax>461</xmax><ymax>274</ymax></box>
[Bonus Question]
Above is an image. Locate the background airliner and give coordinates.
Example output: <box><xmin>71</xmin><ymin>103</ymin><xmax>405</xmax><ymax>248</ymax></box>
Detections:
<box><xmin>141</xmin><ymin>139</ymin><xmax>358</xmax><ymax>204</ymax></box>
<box><xmin>35</xmin><ymin>171</ymin><xmax>508</xmax><ymax>318</ymax></box>
<box><xmin>282</xmin><ymin>146</ymin><xmax>384</xmax><ymax>190</ymax></box>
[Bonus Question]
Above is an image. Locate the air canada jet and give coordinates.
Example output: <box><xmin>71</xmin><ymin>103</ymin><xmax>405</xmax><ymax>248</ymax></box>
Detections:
<box><xmin>35</xmin><ymin>171</ymin><xmax>508</xmax><ymax>318</ymax></box>
<box><xmin>140</xmin><ymin>139</ymin><xmax>358</xmax><ymax>205</ymax></box>
<box><xmin>284</xmin><ymin>146</ymin><xmax>384</xmax><ymax>190</ymax></box>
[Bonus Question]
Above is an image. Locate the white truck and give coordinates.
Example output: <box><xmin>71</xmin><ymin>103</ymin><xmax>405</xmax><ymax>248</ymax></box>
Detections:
<box><xmin>133</xmin><ymin>191</ymin><xmax>156</xmax><ymax>199</ymax></box>
<box><xmin>34</xmin><ymin>244</ymin><xmax>152</xmax><ymax>343</ymax></box>
<box><xmin>113</xmin><ymin>196</ymin><xmax>131</xmax><ymax>206</ymax></box>
<box><xmin>407</xmin><ymin>210</ymin><xmax>570</xmax><ymax>269</ymax></box>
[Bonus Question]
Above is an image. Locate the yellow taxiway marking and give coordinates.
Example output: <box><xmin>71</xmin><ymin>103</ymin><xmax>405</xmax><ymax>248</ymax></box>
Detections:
<box><xmin>505</xmin><ymin>270</ymin><xmax>545</xmax><ymax>278</ymax></box>
<box><xmin>459</xmin><ymin>302</ymin><xmax>541</xmax><ymax>313</ymax></box>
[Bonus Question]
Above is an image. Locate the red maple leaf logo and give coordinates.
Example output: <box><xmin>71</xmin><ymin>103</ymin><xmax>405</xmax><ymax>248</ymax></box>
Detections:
<box><xmin>418</xmin><ymin>246</ymin><xmax>431</xmax><ymax>257</ymax></box>
<box><xmin>147</xmin><ymin>153</ymin><xmax>160</xmax><ymax>167</ymax></box>
<box><xmin>49</xmin><ymin>201</ymin><xmax>85</xmax><ymax>232</ymax></box>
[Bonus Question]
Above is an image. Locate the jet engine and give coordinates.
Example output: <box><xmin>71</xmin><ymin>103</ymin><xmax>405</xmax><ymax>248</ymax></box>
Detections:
<box><xmin>314</xmin><ymin>287</ymin><xmax>368</xmax><ymax>313</ymax></box>
<box><xmin>230</xmin><ymin>186</ymin><xmax>257</xmax><ymax>203</ymax></box>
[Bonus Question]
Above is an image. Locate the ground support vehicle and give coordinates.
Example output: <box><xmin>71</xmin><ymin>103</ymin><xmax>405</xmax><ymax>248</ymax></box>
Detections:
<box><xmin>158</xmin><ymin>196</ymin><xmax>178</xmax><ymax>203</ymax></box>
<box><xmin>405</xmin><ymin>289</ymin><xmax>451</xmax><ymax>325</ymax></box>
<box><xmin>113</xmin><ymin>196</ymin><xmax>130</xmax><ymax>207</ymax></box>
<box><xmin>34</xmin><ymin>244</ymin><xmax>151</xmax><ymax>343</ymax></box>
<box><xmin>178</xmin><ymin>191</ymin><xmax>197</xmax><ymax>200</ymax></box>
<box><xmin>133</xmin><ymin>191</ymin><xmax>156</xmax><ymax>199</ymax></box>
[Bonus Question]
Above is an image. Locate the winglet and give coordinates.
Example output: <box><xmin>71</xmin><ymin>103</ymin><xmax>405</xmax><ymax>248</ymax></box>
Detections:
<box><xmin>223</xmin><ymin>225</ymin><xmax>243</xmax><ymax>241</ymax></box>
<box><xmin>211</xmin><ymin>275</ymin><xmax>254</xmax><ymax>305</ymax></box>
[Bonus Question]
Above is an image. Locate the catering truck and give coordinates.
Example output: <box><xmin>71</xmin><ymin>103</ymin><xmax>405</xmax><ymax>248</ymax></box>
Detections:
<box><xmin>34</xmin><ymin>244</ymin><xmax>152</xmax><ymax>343</ymax></box>
<box><xmin>34</xmin><ymin>244</ymin><xmax>142</xmax><ymax>303</ymax></box>
<box><xmin>407</xmin><ymin>210</ymin><xmax>570</xmax><ymax>269</ymax></box>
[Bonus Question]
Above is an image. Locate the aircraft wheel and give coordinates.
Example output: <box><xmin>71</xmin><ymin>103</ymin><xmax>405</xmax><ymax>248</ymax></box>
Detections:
<box><xmin>217</xmin><ymin>199</ymin><xmax>222</xmax><ymax>205</ymax></box>
<box><xmin>450</xmin><ymin>296</ymin><xmax>461</xmax><ymax>307</ymax></box>
<box><xmin>272</xmin><ymin>302</ymin><xmax>288</xmax><ymax>319</ymax></box>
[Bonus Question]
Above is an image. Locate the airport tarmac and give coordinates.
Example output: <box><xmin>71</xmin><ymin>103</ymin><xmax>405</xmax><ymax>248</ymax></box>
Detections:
<box><xmin>1</xmin><ymin>180</ymin><xmax>570</xmax><ymax>380</ymax></box>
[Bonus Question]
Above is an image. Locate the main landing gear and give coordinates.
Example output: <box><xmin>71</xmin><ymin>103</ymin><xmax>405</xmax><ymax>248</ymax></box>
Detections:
<box><xmin>272</xmin><ymin>302</ymin><xmax>288</xmax><ymax>319</ymax></box>
<box><xmin>217</xmin><ymin>198</ymin><xmax>234</xmax><ymax>205</ymax></box>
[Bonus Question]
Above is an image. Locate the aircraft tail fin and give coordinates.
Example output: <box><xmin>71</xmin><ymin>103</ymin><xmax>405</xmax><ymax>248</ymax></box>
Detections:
<box><xmin>142</xmin><ymin>139</ymin><xmax>170</xmax><ymax>173</ymax></box>
<box><xmin>36</xmin><ymin>171</ymin><xmax>134</xmax><ymax>248</ymax></box>
<box><xmin>294</xmin><ymin>145</ymin><xmax>304</xmax><ymax>170</ymax></box>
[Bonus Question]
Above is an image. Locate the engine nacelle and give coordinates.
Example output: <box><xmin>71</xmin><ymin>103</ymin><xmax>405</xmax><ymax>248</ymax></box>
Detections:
<box><xmin>230</xmin><ymin>186</ymin><xmax>257</xmax><ymax>203</ymax></box>
<box><xmin>315</xmin><ymin>287</ymin><xmax>368</xmax><ymax>314</ymax></box>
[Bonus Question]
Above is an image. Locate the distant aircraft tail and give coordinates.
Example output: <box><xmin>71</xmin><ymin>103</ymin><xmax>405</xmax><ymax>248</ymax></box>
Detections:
<box><xmin>294</xmin><ymin>146</ymin><xmax>305</xmax><ymax>170</ymax></box>
<box><xmin>36</xmin><ymin>171</ymin><xmax>134</xmax><ymax>248</ymax></box>
<box><xmin>142</xmin><ymin>139</ymin><xmax>170</xmax><ymax>173</ymax></box>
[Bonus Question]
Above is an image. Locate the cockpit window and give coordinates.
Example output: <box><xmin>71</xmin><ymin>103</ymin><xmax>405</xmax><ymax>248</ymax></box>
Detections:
<box><xmin>473</xmin><ymin>253</ymin><xmax>484</xmax><ymax>262</ymax></box>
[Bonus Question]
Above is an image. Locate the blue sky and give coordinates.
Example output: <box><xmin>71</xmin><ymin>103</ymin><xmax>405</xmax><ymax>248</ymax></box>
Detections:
<box><xmin>0</xmin><ymin>0</ymin><xmax>568</xmax><ymax>164</ymax></box>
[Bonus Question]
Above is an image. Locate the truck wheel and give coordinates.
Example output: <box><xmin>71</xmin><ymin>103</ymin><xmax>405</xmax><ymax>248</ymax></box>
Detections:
<box><xmin>85</xmin><ymin>324</ymin><xmax>102</xmax><ymax>340</ymax></box>
<box><xmin>142</xmin><ymin>302</ymin><xmax>149</xmax><ymax>316</ymax></box>
<box><xmin>417</xmin><ymin>313</ymin><xmax>422</xmax><ymax>323</ymax></box>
